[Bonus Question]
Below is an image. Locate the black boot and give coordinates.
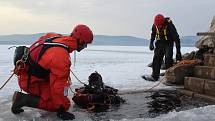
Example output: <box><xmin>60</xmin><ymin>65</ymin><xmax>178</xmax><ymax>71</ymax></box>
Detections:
<box><xmin>142</xmin><ymin>75</ymin><xmax>158</xmax><ymax>81</ymax></box>
<box><xmin>57</xmin><ymin>106</ymin><xmax>75</xmax><ymax>120</ymax></box>
<box><xmin>11</xmin><ymin>91</ymin><xmax>40</xmax><ymax>114</ymax></box>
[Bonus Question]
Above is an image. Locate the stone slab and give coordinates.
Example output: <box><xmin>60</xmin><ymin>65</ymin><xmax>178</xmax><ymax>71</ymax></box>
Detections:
<box><xmin>204</xmin><ymin>54</ymin><xmax>215</xmax><ymax>66</ymax></box>
<box><xmin>193</xmin><ymin>66</ymin><xmax>215</xmax><ymax>80</ymax></box>
<box><xmin>205</xmin><ymin>79</ymin><xmax>215</xmax><ymax>96</ymax></box>
<box><xmin>184</xmin><ymin>77</ymin><xmax>204</xmax><ymax>93</ymax></box>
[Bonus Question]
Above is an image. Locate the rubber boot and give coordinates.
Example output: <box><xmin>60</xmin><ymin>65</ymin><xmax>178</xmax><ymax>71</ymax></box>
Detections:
<box><xmin>142</xmin><ymin>75</ymin><xmax>158</xmax><ymax>82</ymax></box>
<box><xmin>11</xmin><ymin>91</ymin><xmax>40</xmax><ymax>114</ymax></box>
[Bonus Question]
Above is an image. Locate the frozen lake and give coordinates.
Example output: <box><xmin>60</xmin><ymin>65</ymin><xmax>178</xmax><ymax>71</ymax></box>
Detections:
<box><xmin>0</xmin><ymin>45</ymin><xmax>197</xmax><ymax>97</ymax></box>
<box><xmin>1</xmin><ymin>45</ymin><xmax>215</xmax><ymax>121</ymax></box>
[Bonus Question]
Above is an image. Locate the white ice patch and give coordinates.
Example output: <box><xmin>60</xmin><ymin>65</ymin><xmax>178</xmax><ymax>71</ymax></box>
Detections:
<box><xmin>1</xmin><ymin>45</ymin><xmax>209</xmax><ymax>121</ymax></box>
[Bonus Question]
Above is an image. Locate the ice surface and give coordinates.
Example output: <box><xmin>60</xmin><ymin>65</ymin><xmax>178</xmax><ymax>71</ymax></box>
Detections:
<box><xmin>118</xmin><ymin>105</ymin><xmax>215</xmax><ymax>121</ymax></box>
<box><xmin>1</xmin><ymin>45</ymin><xmax>213</xmax><ymax>121</ymax></box>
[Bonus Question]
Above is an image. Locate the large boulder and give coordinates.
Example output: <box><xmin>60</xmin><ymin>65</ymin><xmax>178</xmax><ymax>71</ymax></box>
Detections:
<box><xmin>164</xmin><ymin>64</ymin><xmax>194</xmax><ymax>85</ymax></box>
<box><xmin>195</xmin><ymin>16</ymin><xmax>215</xmax><ymax>49</ymax></box>
<box><xmin>164</xmin><ymin>60</ymin><xmax>199</xmax><ymax>85</ymax></box>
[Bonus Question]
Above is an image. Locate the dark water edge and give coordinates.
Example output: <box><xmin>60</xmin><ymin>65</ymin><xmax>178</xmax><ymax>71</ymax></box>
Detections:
<box><xmin>1</xmin><ymin>90</ymin><xmax>214</xmax><ymax>121</ymax></box>
<box><xmin>71</xmin><ymin>90</ymin><xmax>215</xmax><ymax>121</ymax></box>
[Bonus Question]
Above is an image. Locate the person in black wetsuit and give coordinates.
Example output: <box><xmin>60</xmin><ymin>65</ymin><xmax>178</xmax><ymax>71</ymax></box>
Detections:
<box><xmin>146</xmin><ymin>14</ymin><xmax>182</xmax><ymax>81</ymax></box>
<box><xmin>72</xmin><ymin>71</ymin><xmax>125</xmax><ymax>111</ymax></box>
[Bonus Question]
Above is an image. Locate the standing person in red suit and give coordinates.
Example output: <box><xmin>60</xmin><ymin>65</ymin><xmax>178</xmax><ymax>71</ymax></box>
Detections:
<box><xmin>11</xmin><ymin>24</ymin><xmax>93</xmax><ymax>120</ymax></box>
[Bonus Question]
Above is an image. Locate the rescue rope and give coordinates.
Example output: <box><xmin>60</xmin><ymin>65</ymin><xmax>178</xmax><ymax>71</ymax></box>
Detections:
<box><xmin>118</xmin><ymin>77</ymin><xmax>166</xmax><ymax>95</ymax></box>
<box><xmin>67</xmin><ymin>76</ymin><xmax>76</xmax><ymax>94</ymax></box>
<box><xmin>119</xmin><ymin>60</ymin><xmax>199</xmax><ymax>95</ymax></box>
<box><xmin>69</xmin><ymin>69</ymin><xmax>165</xmax><ymax>95</ymax></box>
<box><xmin>69</xmin><ymin>86</ymin><xmax>76</xmax><ymax>94</ymax></box>
<box><xmin>0</xmin><ymin>60</ymin><xmax>22</xmax><ymax>90</ymax></box>
<box><xmin>174</xmin><ymin>60</ymin><xmax>198</xmax><ymax>66</ymax></box>
<box><xmin>143</xmin><ymin>77</ymin><xmax>166</xmax><ymax>92</ymax></box>
<box><xmin>0</xmin><ymin>72</ymin><xmax>15</xmax><ymax>90</ymax></box>
<box><xmin>70</xmin><ymin>69</ymin><xmax>87</xmax><ymax>85</ymax></box>
<box><xmin>73</xmin><ymin>51</ymin><xmax>76</xmax><ymax>67</ymax></box>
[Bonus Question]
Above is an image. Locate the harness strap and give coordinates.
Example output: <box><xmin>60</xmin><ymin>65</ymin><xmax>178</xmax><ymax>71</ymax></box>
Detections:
<box><xmin>44</xmin><ymin>42</ymin><xmax>69</xmax><ymax>48</ymax></box>
<box><xmin>155</xmin><ymin>26</ymin><xmax>160</xmax><ymax>40</ymax></box>
<box><xmin>27</xmin><ymin>57</ymin><xmax>50</xmax><ymax>78</ymax></box>
<box><xmin>26</xmin><ymin>36</ymin><xmax>69</xmax><ymax>90</ymax></box>
<box><xmin>164</xmin><ymin>26</ymin><xmax>168</xmax><ymax>40</ymax></box>
<box><xmin>155</xmin><ymin>25</ymin><xmax>168</xmax><ymax>41</ymax></box>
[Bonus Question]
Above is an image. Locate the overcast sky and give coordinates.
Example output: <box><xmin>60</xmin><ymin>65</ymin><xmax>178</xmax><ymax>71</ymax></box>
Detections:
<box><xmin>0</xmin><ymin>0</ymin><xmax>214</xmax><ymax>38</ymax></box>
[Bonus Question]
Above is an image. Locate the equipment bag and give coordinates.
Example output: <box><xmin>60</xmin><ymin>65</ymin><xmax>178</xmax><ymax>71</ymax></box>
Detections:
<box><xmin>13</xmin><ymin>46</ymin><xmax>29</xmax><ymax>66</ymax></box>
<box><xmin>13</xmin><ymin>35</ymin><xmax>69</xmax><ymax>79</ymax></box>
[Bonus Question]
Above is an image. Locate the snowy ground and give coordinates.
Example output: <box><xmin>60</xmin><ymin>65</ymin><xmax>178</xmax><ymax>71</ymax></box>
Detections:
<box><xmin>1</xmin><ymin>45</ymin><xmax>215</xmax><ymax>121</ymax></box>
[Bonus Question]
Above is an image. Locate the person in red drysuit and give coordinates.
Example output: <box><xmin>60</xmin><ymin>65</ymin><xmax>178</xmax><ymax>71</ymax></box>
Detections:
<box><xmin>11</xmin><ymin>24</ymin><xmax>93</xmax><ymax>120</ymax></box>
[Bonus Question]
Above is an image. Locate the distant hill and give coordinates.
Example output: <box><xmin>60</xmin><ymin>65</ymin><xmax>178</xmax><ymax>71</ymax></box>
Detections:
<box><xmin>0</xmin><ymin>33</ymin><xmax>199</xmax><ymax>46</ymax></box>
<box><xmin>93</xmin><ymin>35</ymin><xmax>149</xmax><ymax>46</ymax></box>
<box><xmin>0</xmin><ymin>33</ymin><xmax>44</xmax><ymax>45</ymax></box>
<box><xmin>180</xmin><ymin>36</ymin><xmax>200</xmax><ymax>47</ymax></box>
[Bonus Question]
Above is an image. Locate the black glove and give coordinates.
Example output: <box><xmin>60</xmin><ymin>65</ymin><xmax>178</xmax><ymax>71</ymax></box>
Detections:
<box><xmin>149</xmin><ymin>42</ymin><xmax>154</xmax><ymax>51</ymax></box>
<box><xmin>57</xmin><ymin>106</ymin><xmax>75</xmax><ymax>120</ymax></box>
<box><xmin>176</xmin><ymin>52</ymin><xmax>182</xmax><ymax>61</ymax></box>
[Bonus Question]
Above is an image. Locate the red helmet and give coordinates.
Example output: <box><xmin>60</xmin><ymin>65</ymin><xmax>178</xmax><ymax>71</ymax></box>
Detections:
<box><xmin>72</xmin><ymin>24</ymin><xmax>93</xmax><ymax>44</ymax></box>
<box><xmin>154</xmin><ymin>14</ymin><xmax>165</xmax><ymax>26</ymax></box>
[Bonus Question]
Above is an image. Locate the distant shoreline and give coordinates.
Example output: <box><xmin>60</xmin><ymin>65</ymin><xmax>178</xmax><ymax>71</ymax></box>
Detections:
<box><xmin>0</xmin><ymin>34</ymin><xmax>199</xmax><ymax>47</ymax></box>
<box><xmin>0</xmin><ymin>44</ymin><xmax>196</xmax><ymax>47</ymax></box>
